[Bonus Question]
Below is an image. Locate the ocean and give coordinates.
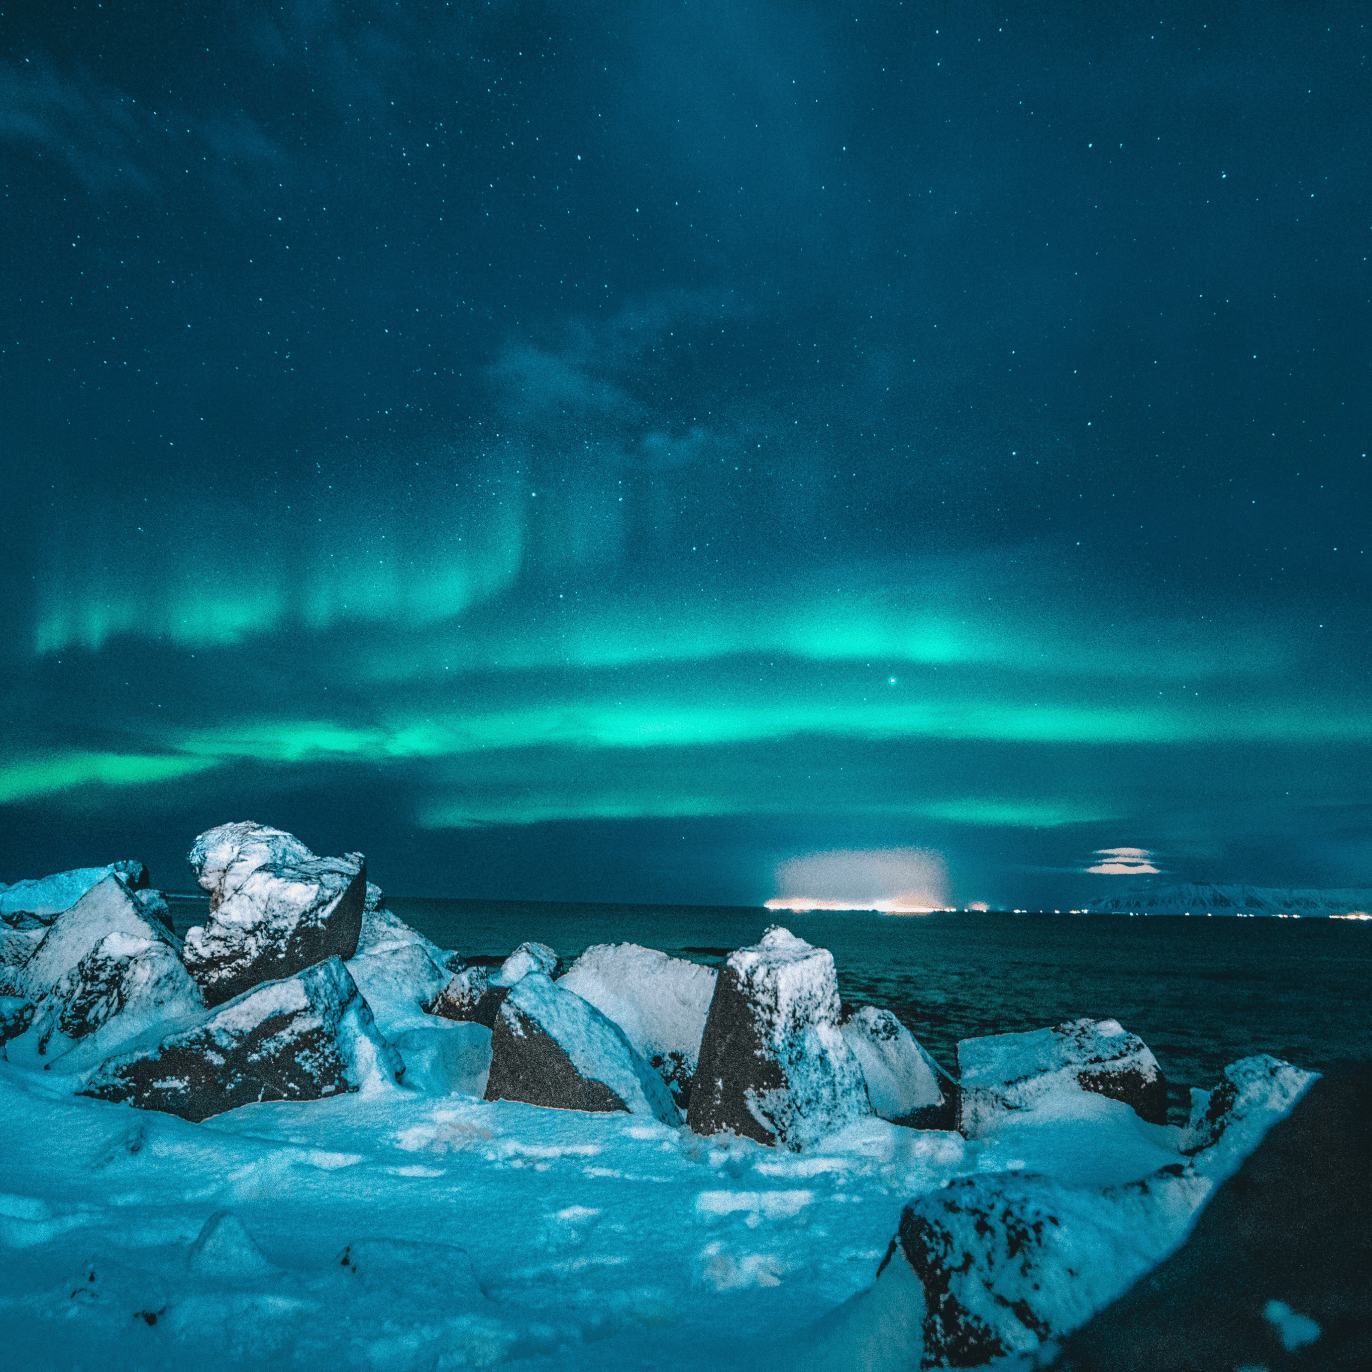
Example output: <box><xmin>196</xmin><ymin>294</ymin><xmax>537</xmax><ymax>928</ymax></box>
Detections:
<box><xmin>168</xmin><ymin>896</ymin><xmax>1372</xmax><ymax>1125</ymax></box>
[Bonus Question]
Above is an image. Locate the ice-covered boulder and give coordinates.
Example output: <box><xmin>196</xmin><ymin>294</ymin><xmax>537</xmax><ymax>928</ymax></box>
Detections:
<box><xmin>957</xmin><ymin>1017</ymin><xmax>1167</xmax><ymax>1137</ymax></box>
<box><xmin>558</xmin><ymin>943</ymin><xmax>717</xmax><ymax>1109</ymax></box>
<box><xmin>1179</xmin><ymin>1053</ymin><xmax>1318</xmax><ymax>1160</ymax></box>
<box><xmin>0</xmin><ymin>859</ymin><xmax>149</xmax><ymax>924</ymax></box>
<box><xmin>840</xmin><ymin>1006</ymin><xmax>957</xmax><ymax>1129</ymax></box>
<box><xmin>79</xmin><ymin>956</ymin><xmax>403</xmax><ymax>1122</ymax></box>
<box><xmin>484</xmin><ymin>971</ymin><xmax>680</xmax><ymax>1124</ymax></box>
<box><xmin>428</xmin><ymin>942</ymin><xmax>554</xmax><ymax>1028</ymax></box>
<box><xmin>345</xmin><ymin>885</ymin><xmax>454</xmax><ymax>1038</ymax></box>
<box><xmin>489</xmin><ymin>940</ymin><xmax>558</xmax><ymax>986</ymax></box>
<box><xmin>183</xmin><ymin>822</ymin><xmax>366</xmax><ymax>1006</ymax></box>
<box><xmin>1047</xmin><ymin>1070</ymin><xmax>1356</xmax><ymax>1372</ymax></box>
<box><xmin>686</xmin><ymin>926</ymin><xmax>870</xmax><ymax>1149</ymax></box>
<box><xmin>883</xmin><ymin>1163</ymin><xmax>1212</xmax><ymax>1366</ymax></box>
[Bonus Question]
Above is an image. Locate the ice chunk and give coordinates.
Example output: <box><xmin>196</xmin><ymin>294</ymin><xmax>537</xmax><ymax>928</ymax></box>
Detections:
<box><xmin>840</xmin><ymin>1006</ymin><xmax>955</xmax><ymax>1128</ymax></box>
<box><xmin>79</xmin><ymin>956</ymin><xmax>403</xmax><ymax>1122</ymax></box>
<box><xmin>485</xmin><ymin>971</ymin><xmax>680</xmax><ymax>1124</ymax></box>
<box><xmin>558</xmin><ymin>942</ymin><xmax>717</xmax><ymax>1109</ymax></box>
<box><xmin>958</xmin><ymin>1017</ymin><xmax>1167</xmax><ymax>1137</ymax></box>
<box><xmin>687</xmin><ymin>926</ymin><xmax>870</xmax><ymax>1149</ymax></box>
<box><xmin>183</xmin><ymin>821</ymin><xmax>366</xmax><ymax>1006</ymax></box>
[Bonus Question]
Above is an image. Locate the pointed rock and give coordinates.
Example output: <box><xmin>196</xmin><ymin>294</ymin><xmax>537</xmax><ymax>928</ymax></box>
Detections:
<box><xmin>79</xmin><ymin>956</ymin><xmax>402</xmax><ymax>1122</ymax></box>
<box><xmin>485</xmin><ymin>971</ymin><xmax>680</xmax><ymax>1123</ymax></box>
<box><xmin>687</xmin><ymin>926</ymin><xmax>870</xmax><ymax>1149</ymax></box>
<box><xmin>0</xmin><ymin>860</ymin><xmax>150</xmax><ymax>925</ymax></box>
<box><xmin>558</xmin><ymin>942</ymin><xmax>717</xmax><ymax>1110</ymax></box>
<box><xmin>183</xmin><ymin>822</ymin><xmax>365</xmax><ymax>1006</ymax></box>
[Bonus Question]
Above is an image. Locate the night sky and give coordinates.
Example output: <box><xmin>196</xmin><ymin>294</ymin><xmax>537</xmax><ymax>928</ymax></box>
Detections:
<box><xmin>2</xmin><ymin>2</ymin><xmax>1369</xmax><ymax>908</ymax></box>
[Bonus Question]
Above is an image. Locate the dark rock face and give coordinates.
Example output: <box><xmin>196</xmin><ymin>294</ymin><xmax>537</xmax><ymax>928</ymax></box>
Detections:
<box><xmin>1047</xmin><ymin>1072</ymin><xmax>1371</xmax><ymax>1372</ymax></box>
<box><xmin>182</xmin><ymin>822</ymin><xmax>366</xmax><ymax>1007</ymax></box>
<box><xmin>957</xmin><ymin>1017</ymin><xmax>1167</xmax><ymax>1137</ymax></box>
<box><xmin>687</xmin><ymin>927</ymin><xmax>868</xmax><ymax>1149</ymax></box>
<box><xmin>79</xmin><ymin>956</ymin><xmax>403</xmax><ymax>1122</ymax></box>
<box><xmin>891</xmin><ymin>1165</ymin><xmax>1212</xmax><ymax>1367</ymax></box>
<box><xmin>483</xmin><ymin>972</ymin><xmax>680</xmax><ymax>1122</ymax></box>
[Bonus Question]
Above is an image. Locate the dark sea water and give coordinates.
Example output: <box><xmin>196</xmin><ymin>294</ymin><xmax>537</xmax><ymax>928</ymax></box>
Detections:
<box><xmin>170</xmin><ymin>896</ymin><xmax>1372</xmax><ymax>1125</ymax></box>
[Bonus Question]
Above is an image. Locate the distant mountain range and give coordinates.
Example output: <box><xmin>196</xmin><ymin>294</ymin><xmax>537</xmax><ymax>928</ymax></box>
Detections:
<box><xmin>1083</xmin><ymin>882</ymin><xmax>1372</xmax><ymax>917</ymax></box>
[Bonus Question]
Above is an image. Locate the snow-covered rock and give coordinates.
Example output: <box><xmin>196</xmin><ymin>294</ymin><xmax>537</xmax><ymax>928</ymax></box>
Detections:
<box><xmin>485</xmin><ymin>971</ymin><xmax>680</xmax><ymax>1124</ymax></box>
<box><xmin>957</xmin><ymin>1017</ymin><xmax>1167</xmax><ymax>1137</ymax></box>
<box><xmin>345</xmin><ymin>887</ymin><xmax>454</xmax><ymax>1038</ymax></box>
<box><xmin>79</xmin><ymin>956</ymin><xmax>403</xmax><ymax>1122</ymax></box>
<box><xmin>1180</xmin><ymin>1053</ymin><xmax>1318</xmax><ymax>1160</ymax></box>
<box><xmin>0</xmin><ymin>926</ymin><xmax>42</xmax><ymax>998</ymax></box>
<box><xmin>183</xmin><ymin>822</ymin><xmax>366</xmax><ymax>1006</ymax></box>
<box><xmin>0</xmin><ymin>859</ymin><xmax>149</xmax><ymax>924</ymax></box>
<box><xmin>390</xmin><ymin>1023</ymin><xmax>492</xmax><ymax>1097</ymax></box>
<box><xmin>429</xmin><ymin>965</ymin><xmax>499</xmax><ymax>1023</ymax></box>
<box><xmin>428</xmin><ymin>943</ymin><xmax>554</xmax><ymax>1029</ymax></box>
<box><xmin>558</xmin><ymin>943</ymin><xmax>717</xmax><ymax>1109</ymax></box>
<box><xmin>686</xmin><ymin>926</ymin><xmax>870</xmax><ymax>1150</ymax></box>
<box><xmin>490</xmin><ymin>941</ymin><xmax>558</xmax><ymax>986</ymax></box>
<box><xmin>840</xmin><ymin>1006</ymin><xmax>956</xmax><ymax>1129</ymax></box>
<box><xmin>886</xmin><ymin>1163</ymin><xmax>1213</xmax><ymax>1366</ymax></box>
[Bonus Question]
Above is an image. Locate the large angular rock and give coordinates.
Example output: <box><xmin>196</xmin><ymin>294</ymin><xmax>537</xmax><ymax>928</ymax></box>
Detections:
<box><xmin>1046</xmin><ymin>1071</ymin><xmax>1367</xmax><ymax>1372</ymax></box>
<box><xmin>840</xmin><ymin>1006</ymin><xmax>957</xmax><ymax>1130</ymax></box>
<box><xmin>0</xmin><ymin>859</ymin><xmax>149</xmax><ymax>924</ymax></box>
<box><xmin>183</xmin><ymin>822</ymin><xmax>366</xmax><ymax>1006</ymax></box>
<box><xmin>484</xmin><ymin>971</ymin><xmax>680</xmax><ymax>1124</ymax></box>
<box><xmin>427</xmin><ymin>942</ymin><xmax>555</xmax><ymax>1029</ymax></box>
<box><xmin>1179</xmin><ymin>1052</ymin><xmax>1316</xmax><ymax>1156</ymax></box>
<box><xmin>866</xmin><ymin>1054</ymin><xmax>1317</xmax><ymax>1368</ymax></box>
<box><xmin>345</xmin><ymin>885</ymin><xmax>455</xmax><ymax>1038</ymax></box>
<box><xmin>79</xmin><ymin>956</ymin><xmax>403</xmax><ymax>1122</ymax></box>
<box><xmin>558</xmin><ymin>942</ymin><xmax>717</xmax><ymax>1110</ymax></box>
<box><xmin>686</xmin><ymin>926</ymin><xmax>870</xmax><ymax>1149</ymax></box>
<box><xmin>957</xmin><ymin>1017</ymin><xmax>1166</xmax><ymax>1137</ymax></box>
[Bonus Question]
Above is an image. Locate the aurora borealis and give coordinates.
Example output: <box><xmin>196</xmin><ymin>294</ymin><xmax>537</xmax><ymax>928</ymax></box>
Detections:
<box><xmin>2</xmin><ymin>3</ymin><xmax>1368</xmax><ymax>906</ymax></box>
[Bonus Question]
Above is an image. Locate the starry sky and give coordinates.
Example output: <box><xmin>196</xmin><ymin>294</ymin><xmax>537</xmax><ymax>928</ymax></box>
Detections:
<box><xmin>2</xmin><ymin>1</ymin><xmax>1369</xmax><ymax>907</ymax></box>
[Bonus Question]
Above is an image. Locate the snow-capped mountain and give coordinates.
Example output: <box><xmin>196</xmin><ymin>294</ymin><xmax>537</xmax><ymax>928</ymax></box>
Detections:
<box><xmin>1084</xmin><ymin>882</ymin><xmax>1372</xmax><ymax>917</ymax></box>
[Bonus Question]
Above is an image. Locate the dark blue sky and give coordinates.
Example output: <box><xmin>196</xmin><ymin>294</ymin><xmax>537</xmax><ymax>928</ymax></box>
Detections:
<box><xmin>2</xmin><ymin>1</ymin><xmax>1368</xmax><ymax>906</ymax></box>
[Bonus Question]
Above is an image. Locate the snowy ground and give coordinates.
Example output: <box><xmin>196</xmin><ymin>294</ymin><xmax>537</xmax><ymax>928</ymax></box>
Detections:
<box><xmin>1</xmin><ymin>1045</ymin><xmax>1209</xmax><ymax>1371</ymax></box>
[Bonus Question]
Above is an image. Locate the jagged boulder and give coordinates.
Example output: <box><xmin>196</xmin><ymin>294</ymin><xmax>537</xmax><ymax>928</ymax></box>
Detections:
<box><xmin>686</xmin><ymin>926</ymin><xmax>870</xmax><ymax>1149</ymax></box>
<box><xmin>183</xmin><ymin>822</ymin><xmax>366</xmax><ymax>1006</ymax></box>
<box><xmin>957</xmin><ymin>1018</ymin><xmax>1167</xmax><ymax>1137</ymax></box>
<box><xmin>1047</xmin><ymin>1071</ymin><xmax>1363</xmax><ymax>1372</ymax></box>
<box><xmin>79</xmin><ymin>956</ymin><xmax>403</xmax><ymax>1122</ymax></box>
<box><xmin>557</xmin><ymin>943</ymin><xmax>717</xmax><ymax>1110</ymax></box>
<box><xmin>2</xmin><ymin>875</ymin><xmax>203</xmax><ymax>1069</ymax></box>
<box><xmin>484</xmin><ymin>971</ymin><xmax>680</xmax><ymax>1124</ymax></box>
<box><xmin>345</xmin><ymin>885</ymin><xmax>455</xmax><ymax>1038</ymax></box>
<box><xmin>0</xmin><ymin>859</ymin><xmax>149</xmax><ymax>924</ymax></box>
<box><xmin>841</xmin><ymin>1006</ymin><xmax>957</xmax><ymax>1129</ymax></box>
<box><xmin>1179</xmin><ymin>1053</ymin><xmax>1317</xmax><ymax>1156</ymax></box>
<box><xmin>428</xmin><ymin>942</ymin><xmax>556</xmax><ymax>1029</ymax></box>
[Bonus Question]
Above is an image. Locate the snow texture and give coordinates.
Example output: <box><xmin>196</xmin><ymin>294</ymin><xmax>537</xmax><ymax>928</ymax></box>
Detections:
<box><xmin>182</xmin><ymin>822</ymin><xmax>366</xmax><ymax>1007</ymax></box>
<box><xmin>957</xmin><ymin>1017</ymin><xmax>1167</xmax><ymax>1137</ymax></box>
<box><xmin>79</xmin><ymin>956</ymin><xmax>403</xmax><ymax>1122</ymax></box>
<box><xmin>0</xmin><ymin>860</ymin><xmax>149</xmax><ymax>923</ymax></box>
<box><xmin>486</xmin><ymin>971</ymin><xmax>681</xmax><ymax>1124</ymax></box>
<box><xmin>841</xmin><ymin>1006</ymin><xmax>954</xmax><ymax>1128</ymax></box>
<box><xmin>558</xmin><ymin>942</ymin><xmax>717</xmax><ymax>1108</ymax></box>
<box><xmin>345</xmin><ymin>891</ymin><xmax>453</xmax><ymax>1039</ymax></box>
<box><xmin>687</xmin><ymin>926</ymin><xmax>871</xmax><ymax>1150</ymax></box>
